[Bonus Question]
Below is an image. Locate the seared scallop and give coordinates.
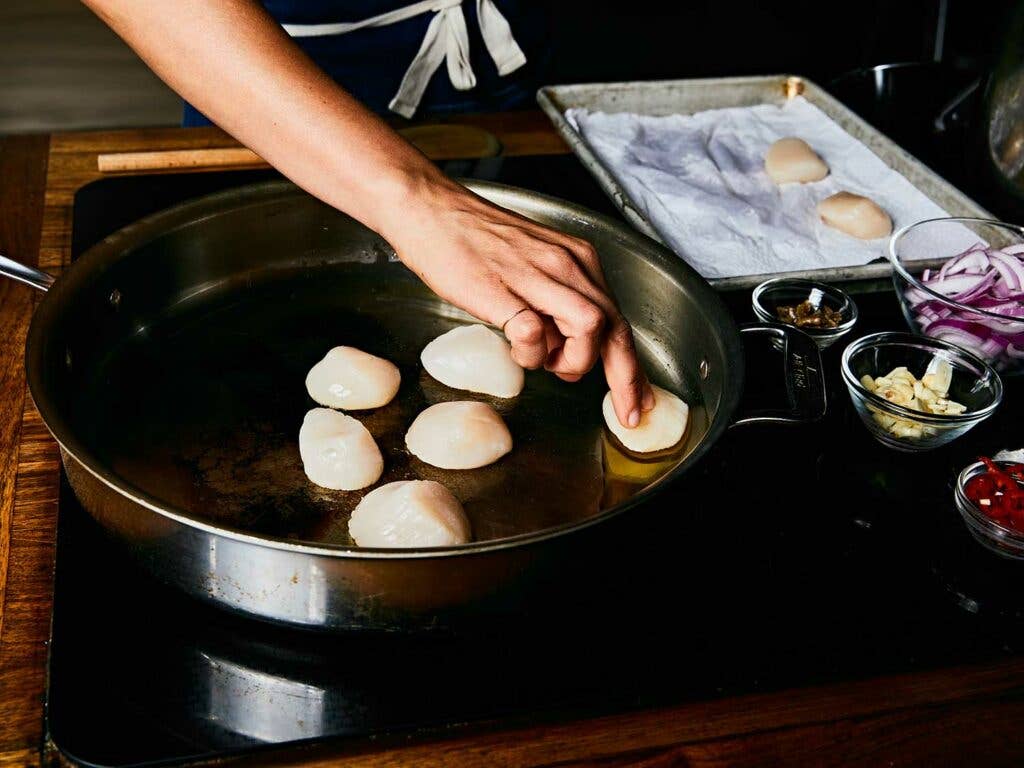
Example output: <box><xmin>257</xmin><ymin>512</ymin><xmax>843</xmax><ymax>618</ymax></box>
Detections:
<box><xmin>349</xmin><ymin>480</ymin><xmax>471</xmax><ymax>548</ymax></box>
<box><xmin>305</xmin><ymin>346</ymin><xmax>401</xmax><ymax>410</ymax></box>
<box><xmin>602</xmin><ymin>384</ymin><xmax>689</xmax><ymax>453</ymax></box>
<box><xmin>421</xmin><ymin>324</ymin><xmax>524</xmax><ymax>398</ymax></box>
<box><xmin>298</xmin><ymin>407</ymin><xmax>383</xmax><ymax>490</ymax></box>
<box><xmin>405</xmin><ymin>401</ymin><xmax>512</xmax><ymax>469</ymax></box>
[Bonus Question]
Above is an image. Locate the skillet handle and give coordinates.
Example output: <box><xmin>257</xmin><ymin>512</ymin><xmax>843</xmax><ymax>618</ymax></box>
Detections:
<box><xmin>0</xmin><ymin>253</ymin><xmax>55</xmax><ymax>292</ymax></box>
<box><xmin>730</xmin><ymin>322</ymin><xmax>827</xmax><ymax>427</ymax></box>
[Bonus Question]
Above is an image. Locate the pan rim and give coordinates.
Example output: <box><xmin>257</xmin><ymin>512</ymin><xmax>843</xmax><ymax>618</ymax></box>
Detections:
<box><xmin>27</xmin><ymin>179</ymin><xmax>744</xmax><ymax>560</ymax></box>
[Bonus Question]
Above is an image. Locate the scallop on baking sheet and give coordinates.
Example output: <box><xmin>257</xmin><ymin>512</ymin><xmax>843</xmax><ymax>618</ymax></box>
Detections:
<box><xmin>764</xmin><ymin>137</ymin><xmax>829</xmax><ymax>184</ymax></box>
<box><xmin>817</xmin><ymin>192</ymin><xmax>892</xmax><ymax>240</ymax></box>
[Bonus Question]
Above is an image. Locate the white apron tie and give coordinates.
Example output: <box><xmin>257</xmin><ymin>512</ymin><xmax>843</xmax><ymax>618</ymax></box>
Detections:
<box><xmin>282</xmin><ymin>0</ymin><xmax>527</xmax><ymax>119</ymax></box>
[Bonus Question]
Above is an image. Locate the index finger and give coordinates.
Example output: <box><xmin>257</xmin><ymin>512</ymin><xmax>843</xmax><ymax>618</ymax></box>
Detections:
<box><xmin>549</xmin><ymin>239</ymin><xmax>654</xmax><ymax>415</ymax></box>
<box><xmin>602</xmin><ymin>317</ymin><xmax>645</xmax><ymax>428</ymax></box>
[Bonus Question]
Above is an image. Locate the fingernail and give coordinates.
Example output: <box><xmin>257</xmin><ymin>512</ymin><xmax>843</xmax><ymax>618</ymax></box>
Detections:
<box><xmin>627</xmin><ymin>409</ymin><xmax>640</xmax><ymax>428</ymax></box>
<box><xmin>642</xmin><ymin>387</ymin><xmax>655</xmax><ymax>411</ymax></box>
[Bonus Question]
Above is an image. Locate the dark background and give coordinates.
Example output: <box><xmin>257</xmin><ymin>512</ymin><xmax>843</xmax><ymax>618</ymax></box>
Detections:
<box><xmin>546</xmin><ymin>1</ymin><xmax>1016</xmax><ymax>84</ymax></box>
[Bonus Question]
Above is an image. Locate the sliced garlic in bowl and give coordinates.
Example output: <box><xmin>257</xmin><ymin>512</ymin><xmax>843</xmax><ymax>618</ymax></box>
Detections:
<box><xmin>841</xmin><ymin>332</ymin><xmax>1002</xmax><ymax>452</ymax></box>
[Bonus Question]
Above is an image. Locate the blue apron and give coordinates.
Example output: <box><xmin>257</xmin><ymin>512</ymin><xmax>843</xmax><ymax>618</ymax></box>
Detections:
<box><xmin>183</xmin><ymin>0</ymin><xmax>550</xmax><ymax>126</ymax></box>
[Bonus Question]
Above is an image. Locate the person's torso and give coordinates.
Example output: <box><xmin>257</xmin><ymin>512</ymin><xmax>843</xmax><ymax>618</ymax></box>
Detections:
<box><xmin>184</xmin><ymin>0</ymin><xmax>551</xmax><ymax>126</ymax></box>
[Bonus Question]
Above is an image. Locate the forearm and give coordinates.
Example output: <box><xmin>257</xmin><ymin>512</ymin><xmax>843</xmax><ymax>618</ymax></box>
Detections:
<box><xmin>82</xmin><ymin>0</ymin><xmax>651</xmax><ymax>424</ymax></box>
<box><xmin>82</xmin><ymin>0</ymin><xmax>444</xmax><ymax>236</ymax></box>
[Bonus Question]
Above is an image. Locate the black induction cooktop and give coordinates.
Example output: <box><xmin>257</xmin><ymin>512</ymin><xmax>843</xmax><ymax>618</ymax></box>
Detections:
<box><xmin>47</xmin><ymin>154</ymin><xmax>1024</xmax><ymax>767</ymax></box>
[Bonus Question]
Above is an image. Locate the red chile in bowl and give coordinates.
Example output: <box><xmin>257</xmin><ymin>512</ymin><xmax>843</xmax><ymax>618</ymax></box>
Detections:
<box><xmin>964</xmin><ymin>458</ymin><xmax>1024</xmax><ymax>532</ymax></box>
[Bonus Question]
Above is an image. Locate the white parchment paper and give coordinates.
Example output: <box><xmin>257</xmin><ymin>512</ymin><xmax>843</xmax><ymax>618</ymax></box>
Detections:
<box><xmin>567</xmin><ymin>97</ymin><xmax>965</xmax><ymax>279</ymax></box>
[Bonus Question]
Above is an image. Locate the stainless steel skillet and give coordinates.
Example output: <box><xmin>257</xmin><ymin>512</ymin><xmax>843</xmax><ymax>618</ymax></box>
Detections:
<box><xmin>0</xmin><ymin>180</ymin><xmax>824</xmax><ymax>631</ymax></box>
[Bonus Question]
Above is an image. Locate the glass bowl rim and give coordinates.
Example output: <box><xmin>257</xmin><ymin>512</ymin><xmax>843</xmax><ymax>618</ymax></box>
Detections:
<box><xmin>840</xmin><ymin>331</ymin><xmax>1004</xmax><ymax>424</ymax></box>
<box><xmin>751</xmin><ymin>278</ymin><xmax>859</xmax><ymax>335</ymax></box>
<box><xmin>955</xmin><ymin>458</ymin><xmax>1024</xmax><ymax>543</ymax></box>
<box><xmin>888</xmin><ymin>216</ymin><xmax>1024</xmax><ymax>323</ymax></box>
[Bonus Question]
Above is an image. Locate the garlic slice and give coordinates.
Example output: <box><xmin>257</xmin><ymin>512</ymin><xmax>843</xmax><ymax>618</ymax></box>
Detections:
<box><xmin>922</xmin><ymin>356</ymin><xmax>953</xmax><ymax>395</ymax></box>
<box><xmin>860</xmin><ymin>359</ymin><xmax>966</xmax><ymax>440</ymax></box>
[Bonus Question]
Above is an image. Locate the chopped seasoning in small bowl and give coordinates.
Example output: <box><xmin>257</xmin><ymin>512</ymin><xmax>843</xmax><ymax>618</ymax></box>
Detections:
<box><xmin>752</xmin><ymin>278</ymin><xmax>858</xmax><ymax>349</ymax></box>
<box><xmin>775</xmin><ymin>297</ymin><xmax>844</xmax><ymax>329</ymax></box>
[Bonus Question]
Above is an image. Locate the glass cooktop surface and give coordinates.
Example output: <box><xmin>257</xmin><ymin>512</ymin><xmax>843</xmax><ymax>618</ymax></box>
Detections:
<box><xmin>47</xmin><ymin>155</ymin><xmax>1024</xmax><ymax>767</ymax></box>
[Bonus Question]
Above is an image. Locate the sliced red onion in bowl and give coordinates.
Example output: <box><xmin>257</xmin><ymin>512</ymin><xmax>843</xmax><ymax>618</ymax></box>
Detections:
<box><xmin>922</xmin><ymin>273</ymin><xmax>991</xmax><ymax>297</ymax></box>
<box><xmin>902</xmin><ymin>240</ymin><xmax>1024</xmax><ymax>372</ymax></box>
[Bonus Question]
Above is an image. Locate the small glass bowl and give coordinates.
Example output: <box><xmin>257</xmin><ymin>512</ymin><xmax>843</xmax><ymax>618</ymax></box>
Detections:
<box><xmin>840</xmin><ymin>332</ymin><xmax>1003</xmax><ymax>452</ymax></box>
<box><xmin>752</xmin><ymin>278</ymin><xmax>858</xmax><ymax>349</ymax></box>
<box><xmin>889</xmin><ymin>217</ymin><xmax>1024</xmax><ymax>376</ymax></box>
<box><xmin>955</xmin><ymin>459</ymin><xmax>1024</xmax><ymax>559</ymax></box>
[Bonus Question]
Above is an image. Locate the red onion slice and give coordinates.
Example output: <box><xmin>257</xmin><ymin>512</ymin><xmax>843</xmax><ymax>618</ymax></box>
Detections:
<box><xmin>924</xmin><ymin>274</ymin><xmax>991</xmax><ymax>297</ymax></box>
<box><xmin>988</xmin><ymin>253</ymin><xmax>1024</xmax><ymax>292</ymax></box>
<box><xmin>904</xmin><ymin>239</ymin><xmax>1024</xmax><ymax>368</ymax></box>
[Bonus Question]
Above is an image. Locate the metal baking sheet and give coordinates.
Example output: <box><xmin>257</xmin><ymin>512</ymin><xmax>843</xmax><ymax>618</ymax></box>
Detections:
<box><xmin>537</xmin><ymin>74</ymin><xmax>992</xmax><ymax>290</ymax></box>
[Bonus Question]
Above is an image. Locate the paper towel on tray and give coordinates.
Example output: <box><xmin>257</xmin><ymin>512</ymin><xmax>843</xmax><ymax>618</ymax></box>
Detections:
<box><xmin>567</xmin><ymin>97</ymin><xmax>973</xmax><ymax>279</ymax></box>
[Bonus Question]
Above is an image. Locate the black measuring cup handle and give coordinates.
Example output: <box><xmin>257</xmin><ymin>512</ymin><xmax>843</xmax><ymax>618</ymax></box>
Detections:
<box><xmin>730</xmin><ymin>322</ymin><xmax>827</xmax><ymax>428</ymax></box>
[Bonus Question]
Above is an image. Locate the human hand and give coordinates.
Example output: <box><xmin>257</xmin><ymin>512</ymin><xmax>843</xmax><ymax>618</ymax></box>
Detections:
<box><xmin>378</xmin><ymin>174</ymin><xmax>654</xmax><ymax>428</ymax></box>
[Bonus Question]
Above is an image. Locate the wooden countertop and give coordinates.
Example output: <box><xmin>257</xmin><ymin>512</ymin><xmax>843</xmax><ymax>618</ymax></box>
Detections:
<box><xmin>3</xmin><ymin>112</ymin><xmax>1024</xmax><ymax>767</ymax></box>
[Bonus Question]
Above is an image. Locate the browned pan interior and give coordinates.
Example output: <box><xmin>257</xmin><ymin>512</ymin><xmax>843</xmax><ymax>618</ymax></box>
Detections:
<box><xmin>68</xmin><ymin>260</ymin><xmax>707</xmax><ymax>547</ymax></box>
<box><xmin>28</xmin><ymin>181</ymin><xmax>741</xmax><ymax>555</ymax></box>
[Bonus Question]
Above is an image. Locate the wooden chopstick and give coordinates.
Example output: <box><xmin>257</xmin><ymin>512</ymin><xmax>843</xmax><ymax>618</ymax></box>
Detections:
<box><xmin>97</xmin><ymin>148</ymin><xmax>264</xmax><ymax>173</ymax></box>
<box><xmin>97</xmin><ymin>124</ymin><xmax>503</xmax><ymax>174</ymax></box>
